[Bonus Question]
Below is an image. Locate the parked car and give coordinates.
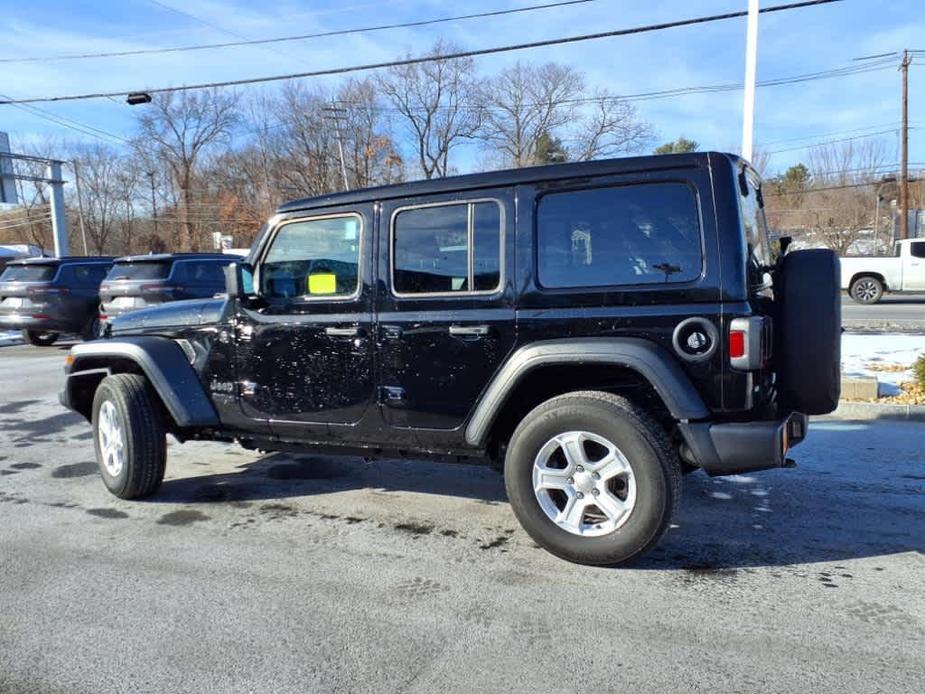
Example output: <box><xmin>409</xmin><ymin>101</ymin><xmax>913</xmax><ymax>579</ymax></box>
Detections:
<box><xmin>60</xmin><ymin>152</ymin><xmax>841</xmax><ymax>566</ymax></box>
<box><xmin>98</xmin><ymin>253</ymin><xmax>234</xmax><ymax>326</ymax></box>
<box><xmin>841</xmin><ymin>238</ymin><xmax>925</xmax><ymax>303</ymax></box>
<box><xmin>0</xmin><ymin>256</ymin><xmax>113</xmax><ymax>345</ymax></box>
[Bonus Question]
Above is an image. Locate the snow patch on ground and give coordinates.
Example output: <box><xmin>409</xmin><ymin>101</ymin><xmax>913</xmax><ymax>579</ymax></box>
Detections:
<box><xmin>842</xmin><ymin>333</ymin><xmax>925</xmax><ymax>396</ymax></box>
<box><xmin>0</xmin><ymin>330</ymin><xmax>22</xmax><ymax>347</ymax></box>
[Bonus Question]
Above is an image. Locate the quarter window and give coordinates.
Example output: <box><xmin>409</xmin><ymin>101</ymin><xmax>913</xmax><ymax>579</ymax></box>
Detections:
<box><xmin>537</xmin><ymin>182</ymin><xmax>702</xmax><ymax>289</ymax></box>
<box><xmin>261</xmin><ymin>215</ymin><xmax>362</xmax><ymax>299</ymax></box>
<box><xmin>392</xmin><ymin>201</ymin><xmax>503</xmax><ymax>295</ymax></box>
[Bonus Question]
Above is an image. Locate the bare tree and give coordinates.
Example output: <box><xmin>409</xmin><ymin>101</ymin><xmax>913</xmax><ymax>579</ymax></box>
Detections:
<box><xmin>135</xmin><ymin>89</ymin><xmax>238</xmax><ymax>250</ymax></box>
<box><xmin>570</xmin><ymin>93</ymin><xmax>651</xmax><ymax>161</ymax></box>
<box><xmin>379</xmin><ymin>41</ymin><xmax>482</xmax><ymax>179</ymax></box>
<box><xmin>69</xmin><ymin>143</ymin><xmax>127</xmax><ymax>254</ymax></box>
<box><xmin>803</xmin><ymin>139</ymin><xmax>889</xmax><ymax>255</ymax></box>
<box><xmin>336</xmin><ymin>78</ymin><xmax>403</xmax><ymax>188</ymax></box>
<box><xmin>477</xmin><ymin>62</ymin><xmax>584</xmax><ymax>168</ymax></box>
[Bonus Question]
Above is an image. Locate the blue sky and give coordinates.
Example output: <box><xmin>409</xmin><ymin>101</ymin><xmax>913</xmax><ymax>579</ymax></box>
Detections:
<box><xmin>1</xmin><ymin>0</ymin><xmax>923</xmax><ymax>176</ymax></box>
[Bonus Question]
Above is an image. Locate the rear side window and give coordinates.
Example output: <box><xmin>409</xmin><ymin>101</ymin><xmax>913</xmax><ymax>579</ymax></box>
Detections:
<box><xmin>174</xmin><ymin>261</ymin><xmax>227</xmax><ymax>284</ymax></box>
<box><xmin>392</xmin><ymin>201</ymin><xmax>503</xmax><ymax>295</ymax></box>
<box><xmin>537</xmin><ymin>182</ymin><xmax>702</xmax><ymax>289</ymax></box>
<box><xmin>71</xmin><ymin>265</ymin><xmax>109</xmax><ymax>284</ymax></box>
<box><xmin>0</xmin><ymin>265</ymin><xmax>57</xmax><ymax>282</ymax></box>
<box><xmin>106</xmin><ymin>262</ymin><xmax>171</xmax><ymax>281</ymax></box>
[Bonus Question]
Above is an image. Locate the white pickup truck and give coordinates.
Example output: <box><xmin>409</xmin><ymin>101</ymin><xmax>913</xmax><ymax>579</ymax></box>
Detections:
<box><xmin>841</xmin><ymin>238</ymin><xmax>925</xmax><ymax>303</ymax></box>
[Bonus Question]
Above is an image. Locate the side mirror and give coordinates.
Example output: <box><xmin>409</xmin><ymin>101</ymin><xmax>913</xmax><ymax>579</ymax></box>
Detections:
<box><xmin>224</xmin><ymin>262</ymin><xmax>254</xmax><ymax>299</ymax></box>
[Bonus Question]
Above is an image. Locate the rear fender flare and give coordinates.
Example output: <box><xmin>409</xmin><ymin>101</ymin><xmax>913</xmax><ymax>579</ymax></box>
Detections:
<box><xmin>465</xmin><ymin>337</ymin><xmax>710</xmax><ymax>447</ymax></box>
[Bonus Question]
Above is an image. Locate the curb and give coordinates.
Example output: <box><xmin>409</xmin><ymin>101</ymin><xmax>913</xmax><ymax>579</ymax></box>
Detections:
<box><xmin>842</xmin><ymin>321</ymin><xmax>925</xmax><ymax>334</ymax></box>
<box><xmin>821</xmin><ymin>401</ymin><xmax>925</xmax><ymax>422</ymax></box>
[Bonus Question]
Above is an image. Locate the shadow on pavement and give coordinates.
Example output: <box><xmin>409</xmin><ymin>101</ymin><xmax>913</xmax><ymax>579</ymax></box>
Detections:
<box><xmin>145</xmin><ymin>419</ymin><xmax>924</xmax><ymax>570</ymax></box>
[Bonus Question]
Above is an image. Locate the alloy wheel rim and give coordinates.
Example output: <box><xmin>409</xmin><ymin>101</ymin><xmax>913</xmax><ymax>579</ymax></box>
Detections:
<box><xmin>532</xmin><ymin>431</ymin><xmax>637</xmax><ymax>537</ymax></box>
<box><xmin>855</xmin><ymin>280</ymin><xmax>879</xmax><ymax>302</ymax></box>
<box><xmin>97</xmin><ymin>400</ymin><xmax>125</xmax><ymax>477</ymax></box>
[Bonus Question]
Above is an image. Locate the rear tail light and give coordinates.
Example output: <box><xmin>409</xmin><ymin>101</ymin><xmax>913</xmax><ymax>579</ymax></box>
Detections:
<box><xmin>30</xmin><ymin>313</ymin><xmax>50</xmax><ymax>319</ymax></box>
<box><xmin>99</xmin><ymin>314</ymin><xmax>108</xmax><ymax>320</ymax></box>
<box><xmin>729</xmin><ymin>316</ymin><xmax>771</xmax><ymax>371</ymax></box>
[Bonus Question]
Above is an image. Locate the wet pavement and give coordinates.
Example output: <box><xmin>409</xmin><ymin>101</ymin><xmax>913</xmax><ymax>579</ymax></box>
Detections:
<box><xmin>0</xmin><ymin>343</ymin><xmax>923</xmax><ymax>693</ymax></box>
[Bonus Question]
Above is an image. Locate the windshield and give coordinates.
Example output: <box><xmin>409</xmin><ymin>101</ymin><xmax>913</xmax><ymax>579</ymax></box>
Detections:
<box><xmin>106</xmin><ymin>262</ymin><xmax>171</xmax><ymax>281</ymax></box>
<box><xmin>0</xmin><ymin>264</ymin><xmax>57</xmax><ymax>282</ymax></box>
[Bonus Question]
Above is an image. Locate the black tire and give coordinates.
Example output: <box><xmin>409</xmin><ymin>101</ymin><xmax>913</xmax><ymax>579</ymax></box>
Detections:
<box><xmin>80</xmin><ymin>316</ymin><xmax>102</xmax><ymax>341</ymax></box>
<box><xmin>91</xmin><ymin>374</ymin><xmax>167</xmax><ymax>499</ymax></box>
<box><xmin>504</xmin><ymin>391</ymin><xmax>681</xmax><ymax>566</ymax></box>
<box><xmin>849</xmin><ymin>275</ymin><xmax>884</xmax><ymax>304</ymax></box>
<box><xmin>22</xmin><ymin>329</ymin><xmax>59</xmax><ymax>346</ymax></box>
<box><xmin>776</xmin><ymin>249</ymin><xmax>841</xmax><ymax>415</ymax></box>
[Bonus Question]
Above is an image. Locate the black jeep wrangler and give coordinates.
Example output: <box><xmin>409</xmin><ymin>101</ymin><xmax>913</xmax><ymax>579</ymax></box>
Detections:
<box><xmin>60</xmin><ymin>152</ymin><xmax>841</xmax><ymax>566</ymax></box>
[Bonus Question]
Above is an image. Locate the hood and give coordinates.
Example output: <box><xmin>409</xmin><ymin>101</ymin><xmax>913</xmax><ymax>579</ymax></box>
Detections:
<box><xmin>109</xmin><ymin>297</ymin><xmax>227</xmax><ymax>335</ymax></box>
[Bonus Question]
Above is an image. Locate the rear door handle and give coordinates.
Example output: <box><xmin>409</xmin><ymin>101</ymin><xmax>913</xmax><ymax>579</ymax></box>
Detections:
<box><xmin>325</xmin><ymin>326</ymin><xmax>365</xmax><ymax>338</ymax></box>
<box><xmin>448</xmin><ymin>324</ymin><xmax>490</xmax><ymax>337</ymax></box>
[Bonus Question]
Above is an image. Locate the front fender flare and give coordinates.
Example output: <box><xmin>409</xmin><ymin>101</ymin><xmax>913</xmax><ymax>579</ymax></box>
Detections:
<box><xmin>465</xmin><ymin>337</ymin><xmax>710</xmax><ymax>447</ymax></box>
<box><xmin>62</xmin><ymin>336</ymin><xmax>219</xmax><ymax>428</ymax></box>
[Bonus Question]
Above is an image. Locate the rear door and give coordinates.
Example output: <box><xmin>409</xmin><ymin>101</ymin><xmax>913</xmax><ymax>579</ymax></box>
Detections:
<box><xmin>376</xmin><ymin>190</ymin><xmax>516</xmax><ymax>440</ymax></box>
<box><xmin>902</xmin><ymin>240</ymin><xmax>925</xmax><ymax>290</ymax></box>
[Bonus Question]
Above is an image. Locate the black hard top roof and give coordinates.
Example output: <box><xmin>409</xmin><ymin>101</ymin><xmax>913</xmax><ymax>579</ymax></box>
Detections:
<box><xmin>113</xmin><ymin>252</ymin><xmax>233</xmax><ymax>263</ymax></box>
<box><xmin>5</xmin><ymin>256</ymin><xmax>114</xmax><ymax>266</ymax></box>
<box><xmin>277</xmin><ymin>151</ymin><xmax>740</xmax><ymax>214</ymax></box>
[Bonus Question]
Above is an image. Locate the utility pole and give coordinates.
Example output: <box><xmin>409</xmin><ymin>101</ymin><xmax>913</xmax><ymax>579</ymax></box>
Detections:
<box><xmin>900</xmin><ymin>49</ymin><xmax>911</xmax><ymax>240</ymax></box>
<box><xmin>147</xmin><ymin>171</ymin><xmax>159</xmax><ymax>236</ymax></box>
<box><xmin>741</xmin><ymin>0</ymin><xmax>759</xmax><ymax>162</ymax></box>
<box><xmin>322</xmin><ymin>104</ymin><xmax>350</xmax><ymax>191</ymax></box>
<box><xmin>46</xmin><ymin>161</ymin><xmax>69</xmax><ymax>257</ymax></box>
<box><xmin>71</xmin><ymin>160</ymin><xmax>89</xmax><ymax>255</ymax></box>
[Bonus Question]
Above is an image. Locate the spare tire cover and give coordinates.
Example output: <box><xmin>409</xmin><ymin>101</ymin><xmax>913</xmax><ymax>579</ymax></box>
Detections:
<box><xmin>776</xmin><ymin>249</ymin><xmax>841</xmax><ymax>415</ymax></box>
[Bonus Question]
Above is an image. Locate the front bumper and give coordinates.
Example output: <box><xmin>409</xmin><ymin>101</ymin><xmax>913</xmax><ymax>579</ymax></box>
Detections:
<box><xmin>678</xmin><ymin>412</ymin><xmax>808</xmax><ymax>477</ymax></box>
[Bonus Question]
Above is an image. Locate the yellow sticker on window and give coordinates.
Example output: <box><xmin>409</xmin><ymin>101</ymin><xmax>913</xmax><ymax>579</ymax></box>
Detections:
<box><xmin>308</xmin><ymin>273</ymin><xmax>337</xmax><ymax>295</ymax></box>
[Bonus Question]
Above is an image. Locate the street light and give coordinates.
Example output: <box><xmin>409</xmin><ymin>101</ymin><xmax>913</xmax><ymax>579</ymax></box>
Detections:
<box><xmin>126</xmin><ymin>92</ymin><xmax>152</xmax><ymax>106</ymax></box>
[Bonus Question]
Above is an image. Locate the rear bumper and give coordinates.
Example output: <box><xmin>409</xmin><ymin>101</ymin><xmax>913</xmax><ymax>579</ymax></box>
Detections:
<box><xmin>0</xmin><ymin>313</ymin><xmax>73</xmax><ymax>332</ymax></box>
<box><xmin>678</xmin><ymin>412</ymin><xmax>808</xmax><ymax>477</ymax></box>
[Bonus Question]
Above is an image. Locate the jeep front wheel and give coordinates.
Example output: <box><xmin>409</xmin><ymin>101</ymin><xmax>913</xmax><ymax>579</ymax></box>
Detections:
<box><xmin>504</xmin><ymin>391</ymin><xmax>680</xmax><ymax>566</ymax></box>
<box><xmin>92</xmin><ymin>374</ymin><xmax>167</xmax><ymax>499</ymax></box>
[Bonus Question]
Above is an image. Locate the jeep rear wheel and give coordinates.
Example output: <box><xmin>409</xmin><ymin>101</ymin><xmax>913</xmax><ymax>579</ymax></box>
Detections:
<box><xmin>92</xmin><ymin>374</ymin><xmax>167</xmax><ymax>499</ymax></box>
<box><xmin>22</xmin><ymin>330</ymin><xmax>58</xmax><ymax>346</ymax></box>
<box><xmin>850</xmin><ymin>276</ymin><xmax>883</xmax><ymax>304</ymax></box>
<box><xmin>504</xmin><ymin>391</ymin><xmax>680</xmax><ymax>566</ymax></box>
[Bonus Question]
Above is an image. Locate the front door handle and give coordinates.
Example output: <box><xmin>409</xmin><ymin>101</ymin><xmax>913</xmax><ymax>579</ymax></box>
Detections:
<box><xmin>325</xmin><ymin>326</ymin><xmax>365</xmax><ymax>338</ymax></box>
<box><xmin>449</xmin><ymin>324</ymin><xmax>490</xmax><ymax>337</ymax></box>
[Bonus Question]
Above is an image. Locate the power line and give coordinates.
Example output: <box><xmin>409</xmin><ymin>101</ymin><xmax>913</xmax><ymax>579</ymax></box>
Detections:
<box><xmin>0</xmin><ymin>0</ymin><xmax>844</xmax><ymax>106</ymax></box>
<box><xmin>0</xmin><ymin>95</ymin><xmax>131</xmax><ymax>144</ymax></box>
<box><xmin>0</xmin><ymin>0</ymin><xmax>600</xmax><ymax>63</ymax></box>
<box><xmin>766</xmin><ymin>128</ymin><xmax>905</xmax><ymax>155</ymax></box>
<box><xmin>238</xmin><ymin>57</ymin><xmax>894</xmax><ymax>137</ymax></box>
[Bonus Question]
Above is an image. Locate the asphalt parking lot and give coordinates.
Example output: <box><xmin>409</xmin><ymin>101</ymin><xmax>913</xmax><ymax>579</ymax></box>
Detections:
<box><xmin>1</xmin><ymin>342</ymin><xmax>923</xmax><ymax>693</ymax></box>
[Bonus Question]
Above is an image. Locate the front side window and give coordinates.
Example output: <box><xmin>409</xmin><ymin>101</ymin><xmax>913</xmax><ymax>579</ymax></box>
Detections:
<box><xmin>261</xmin><ymin>215</ymin><xmax>361</xmax><ymax>299</ymax></box>
<box><xmin>537</xmin><ymin>182</ymin><xmax>702</xmax><ymax>289</ymax></box>
<box><xmin>910</xmin><ymin>241</ymin><xmax>925</xmax><ymax>259</ymax></box>
<box><xmin>392</xmin><ymin>201</ymin><xmax>503</xmax><ymax>295</ymax></box>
